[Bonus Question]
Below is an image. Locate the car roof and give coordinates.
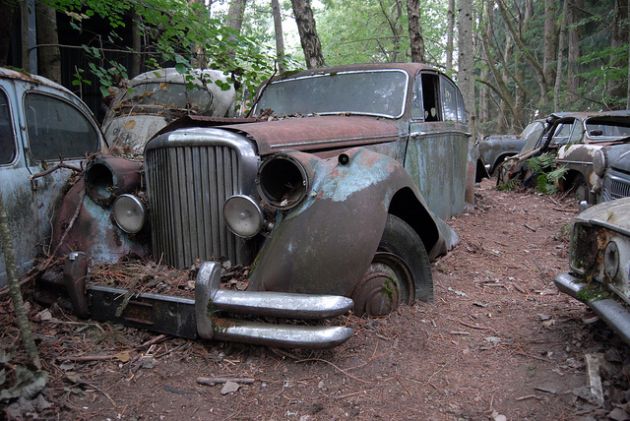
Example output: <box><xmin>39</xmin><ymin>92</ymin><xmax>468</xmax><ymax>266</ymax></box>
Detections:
<box><xmin>0</xmin><ymin>67</ymin><xmax>75</xmax><ymax>96</ymax></box>
<box><xmin>273</xmin><ymin>63</ymin><xmax>445</xmax><ymax>81</ymax></box>
<box><xmin>549</xmin><ymin>110</ymin><xmax>630</xmax><ymax>120</ymax></box>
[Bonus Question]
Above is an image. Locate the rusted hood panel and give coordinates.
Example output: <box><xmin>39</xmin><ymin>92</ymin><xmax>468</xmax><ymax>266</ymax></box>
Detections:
<box><xmin>220</xmin><ymin>115</ymin><xmax>400</xmax><ymax>155</ymax></box>
<box><xmin>576</xmin><ymin>197</ymin><xmax>630</xmax><ymax>234</ymax></box>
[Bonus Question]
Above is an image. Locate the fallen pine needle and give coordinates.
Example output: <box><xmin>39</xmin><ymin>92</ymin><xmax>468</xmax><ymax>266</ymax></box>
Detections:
<box><xmin>295</xmin><ymin>358</ymin><xmax>369</xmax><ymax>384</ymax></box>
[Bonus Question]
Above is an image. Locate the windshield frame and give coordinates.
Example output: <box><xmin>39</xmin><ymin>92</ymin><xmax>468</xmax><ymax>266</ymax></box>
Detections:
<box><xmin>253</xmin><ymin>69</ymin><xmax>410</xmax><ymax>119</ymax></box>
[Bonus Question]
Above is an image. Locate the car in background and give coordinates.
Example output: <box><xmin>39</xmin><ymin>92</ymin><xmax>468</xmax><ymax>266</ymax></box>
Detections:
<box><xmin>102</xmin><ymin>67</ymin><xmax>235</xmax><ymax>155</ymax></box>
<box><xmin>42</xmin><ymin>63</ymin><xmax>470</xmax><ymax>349</ymax></box>
<box><xmin>0</xmin><ymin>67</ymin><xmax>107</xmax><ymax>288</ymax></box>
<box><xmin>477</xmin><ymin>120</ymin><xmax>541</xmax><ymax>178</ymax></box>
<box><xmin>499</xmin><ymin>111</ymin><xmax>630</xmax><ymax>204</ymax></box>
<box><xmin>555</xmin><ymin>197</ymin><xmax>630</xmax><ymax>345</ymax></box>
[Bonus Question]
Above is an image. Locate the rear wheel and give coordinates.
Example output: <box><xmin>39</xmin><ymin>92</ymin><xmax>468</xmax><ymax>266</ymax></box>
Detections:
<box><xmin>352</xmin><ymin>215</ymin><xmax>432</xmax><ymax>316</ymax></box>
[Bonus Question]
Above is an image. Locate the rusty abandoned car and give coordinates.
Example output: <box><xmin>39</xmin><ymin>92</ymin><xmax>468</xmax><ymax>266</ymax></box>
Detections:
<box><xmin>555</xmin><ymin>197</ymin><xmax>630</xmax><ymax>345</ymax></box>
<box><xmin>0</xmin><ymin>67</ymin><xmax>107</xmax><ymax>286</ymax></box>
<box><xmin>102</xmin><ymin>67</ymin><xmax>236</xmax><ymax>155</ymax></box>
<box><xmin>4</xmin><ymin>63</ymin><xmax>470</xmax><ymax>349</ymax></box>
<box><xmin>499</xmin><ymin>111</ymin><xmax>630</xmax><ymax>204</ymax></box>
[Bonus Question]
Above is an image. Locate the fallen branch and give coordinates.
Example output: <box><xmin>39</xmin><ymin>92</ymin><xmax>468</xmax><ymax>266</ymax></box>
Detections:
<box><xmin>196</xmin><ymin>377</ymin><xmax>255</xmax><ymax>386</ymax></box>
<box><xmin>524</xmin><ymin>224</ymin><xmax>537</xmax><ymax>232</ymax></box>
<box><xmin>30</xmin><ymin>161</ymin><xmax>82</xmax><ymax>181</ymax></box>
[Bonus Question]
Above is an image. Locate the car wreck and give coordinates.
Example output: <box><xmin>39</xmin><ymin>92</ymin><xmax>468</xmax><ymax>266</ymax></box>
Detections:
<box><xmin>555</xmin><ymin>197</ymin><xmax>630</xmax><ymax>345</ymax></box>
<box><xmin>102</xmin><ymin>67</ymin><xmax>236</xmax><ymax>155</ymax></box>
<box><xmin>499</xmin><ymin>111</ymin><xmax>630</xmax><ymax>204</ymax></box>
<box><xmin>20</xmin><ymin>63</ymin><xmax>470</xmax><ymax>349</ymax></box>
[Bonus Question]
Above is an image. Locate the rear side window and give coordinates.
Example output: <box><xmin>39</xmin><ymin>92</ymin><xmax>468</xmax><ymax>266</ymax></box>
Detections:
<box><xmin>440</xmin><ymin>79</ymin><xmax>458</xmax><ymax>122</ymax></box>
<box><xmin>0</xmin><ymin>90</ymin><xmax>16</xmax><ymax>164</ymax></box>
<box><xmin>24</xmin><ymin>93</ymin><xmax>99</xmax><ymax>161</ymax></box>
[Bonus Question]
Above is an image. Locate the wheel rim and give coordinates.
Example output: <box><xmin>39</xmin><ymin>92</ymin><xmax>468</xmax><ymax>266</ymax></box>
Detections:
<box><xmin>352</xmin><ymin>252</ymin><xmax>414</xmax><ymax>316</ymax></box>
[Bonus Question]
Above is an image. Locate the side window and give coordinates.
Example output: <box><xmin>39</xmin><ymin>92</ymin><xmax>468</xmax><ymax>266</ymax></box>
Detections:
<box><xmin>456</xmin><ymin>89</ymin><xmax>467</xmax><ymax>122</ymax></box>
<box><xmin>420</xmin><ymin>73</ymin><xmax>440</xmax><ymax>122</ymax></box>
<box><xmin>440</xmin><ymin>78</ymin><xmax>458</xmax><ymax>122</ymax></box>
<box><xmin>0</xmin><ymin>90</ymin><xmax>16</xmax><ymax>164</ymax></box>
<box><xmin>24</xmin><ymin>93</ymin><xmax>100</xmax><ymax>161</ymax></box>
<box><xmin>551</xmin><ymin>121</ymin><xmax>574</xmax><ymax>146</ymax></box>
<box><xmin>569</xmin><ymin>120</ymin><xmax>583</xmax><ymax>143</ymax></box>
<box><xmin>411</xmin><ymin>74</ymin><xmax>423</xmax><ymax>120</ymax></box>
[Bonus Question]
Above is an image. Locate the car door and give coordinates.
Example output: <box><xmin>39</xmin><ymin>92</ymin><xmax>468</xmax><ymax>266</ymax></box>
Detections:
<box><xmin>0</xmin><ymin>77</ymin><xmax>103</xmax><ymax>287</ymax></box>
<box><xmin>404</xmin><ymin>71</ymin><xmax>469</xmax><ymax>219</ymax></box>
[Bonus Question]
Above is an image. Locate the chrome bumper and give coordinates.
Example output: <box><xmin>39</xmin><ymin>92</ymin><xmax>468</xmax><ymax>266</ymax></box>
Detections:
<box><xmin>554</xmin><ymin>272</ymin><xmax>630</xmax><ymax>345</ymax></box>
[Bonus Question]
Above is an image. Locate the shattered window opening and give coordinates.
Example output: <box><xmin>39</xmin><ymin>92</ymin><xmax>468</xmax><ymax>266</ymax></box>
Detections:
<box><xmin>0</xmin><ymin>89</ymin><xmax>16</xmax><ymax>164</ymax></box>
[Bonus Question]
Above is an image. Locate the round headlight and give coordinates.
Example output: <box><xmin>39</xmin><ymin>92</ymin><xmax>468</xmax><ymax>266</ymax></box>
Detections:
<box><xmin>604</xmin><ymin>240</ymin><xmax>620</xmax><ymax>280</ymax></box>
<box><xmin>224</xmin><ymin>195</ymin><xmax>263</xmax><ymax>238</ymax></box>
<box><xmin>112</xmin><ymin>194</ymin><xmax>145</xmax><ymax>234</ymax></box>
<box><xmin>257</xmin><ymin>155</ymin><xmax>309</xmax><ymax>210</ymax></box>
<box><xmin>592</xmin><ymin>149</ymin><xmax>607</xmax><ymax>176</ymax></box>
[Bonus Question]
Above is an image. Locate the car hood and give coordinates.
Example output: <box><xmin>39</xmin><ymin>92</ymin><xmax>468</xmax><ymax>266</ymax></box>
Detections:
<box><xmin>576</xmin><ymin>196</ymin><xmax>630</xmax><ymax>235</ymax></box>
<box><xmin>104</xmin><ymin>115</ymin><xmax>168</xmax><ymax>154</ymax></box>
<box><xmin>220</xmin><ymin>115</ymin><xmax>401</xmax><ymax>155</ymax></box>
<box><xmin>604</xmin><ymin>142</ymin><xmax>630</xmax><ymax>172</ymax></box>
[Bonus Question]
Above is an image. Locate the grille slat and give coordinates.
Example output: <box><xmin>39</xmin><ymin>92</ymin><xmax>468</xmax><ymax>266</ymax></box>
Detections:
<box><xmin>146</xmin><ymin>144</ymin><xmax>242</xmax><ymax>268</ymax></box>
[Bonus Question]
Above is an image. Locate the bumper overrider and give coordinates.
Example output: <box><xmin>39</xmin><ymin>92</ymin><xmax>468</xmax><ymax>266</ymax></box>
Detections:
<box><xmin>554</xmin><ymin>272</ymin><xmax>630</xmax><ymax>345</ymax></box>
<box><xmin>49</xmin><ymin>254</ymin><xmax>354</xmax><ymax>349</ymax></box>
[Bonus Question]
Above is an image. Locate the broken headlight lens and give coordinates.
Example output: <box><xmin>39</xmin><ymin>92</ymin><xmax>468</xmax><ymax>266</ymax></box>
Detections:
<box><xmin>257</xmin><ymin>154</ymin><xmax>309</xmax><ymax>210</ymax></box>
<box><xmin>604</xmin><ymin>240</ymin><xmax>620</xmax><ymax>280</ymax></box>
<box><xmin>112</xmin><ymin>194</ymin><xmax>145</xmax><ymax>234</ymax></box>
<box><xmin>223</xmin><ymin>195</ymin><xmax>263</xmax><ymax>238</ymax></box>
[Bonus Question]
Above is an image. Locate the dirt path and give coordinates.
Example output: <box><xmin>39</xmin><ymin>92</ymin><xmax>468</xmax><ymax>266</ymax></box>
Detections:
<box><xmin>2</xmin><ymin>180</ymin><xmax>625</xmax><ymax>420</ymax></box>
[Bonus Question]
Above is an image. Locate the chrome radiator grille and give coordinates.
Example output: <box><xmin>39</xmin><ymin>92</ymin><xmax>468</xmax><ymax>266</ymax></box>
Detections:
<box><xmin>602</xmin><ymin>172</ymin><xmax>630</xmax><ymax>202</ymax></box>
<box><xmin>145</xmin><ymin>144</ymin><xmax>242</xmax><ymax>269</ymax></box>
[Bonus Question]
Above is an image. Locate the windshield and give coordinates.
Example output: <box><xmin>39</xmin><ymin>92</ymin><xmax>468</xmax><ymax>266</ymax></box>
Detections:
<box><xmin>586</xmin><ymin>117</ymin><xmax>630</xmax><ymax>142</ymax></box>
<box><xmin>521</xmin><ymin>121</ymin><xmax>546</xmax><ymax>151</ymax></box>
<box><xmin>116</xmin><ymin>82</ymin><xmax>215</xmax><ymax>114</ymax></box>
<box><xmin>254</xmin><ymin>70</ymin><xmax>408</xmax><ymax>119</ymax></box>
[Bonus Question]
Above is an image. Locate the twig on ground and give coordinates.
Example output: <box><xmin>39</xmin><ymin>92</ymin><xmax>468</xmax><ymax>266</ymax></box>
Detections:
<box><xmin>197</xmin><ymin>377</ymin><xmax>255</xmax><ymax>386</ymax></box>
<box><xmin>295</xmin><ymin>357</ymin><xmax>369</xmax><ymax>384</ymax></box>
<box><xmin>524</xmin><ymin>223</ymin><xmax>537</xmax><ymax>232</ymax></box>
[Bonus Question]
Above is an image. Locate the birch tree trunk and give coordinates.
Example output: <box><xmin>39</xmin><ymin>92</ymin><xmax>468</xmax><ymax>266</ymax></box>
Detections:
<box><xmin>36</xmin><ymin>2</ymin><xmax>61</xmax><ymax>83</ymax></box>
<box><xmin>291</xmin><ymin>0</ymin><xmax>325</xmax><ymax>69</ymax></box>
<box><xmin>458</xmin><ymin>0</ymin><xmax>475</xmax><ymax>206</ymax></box>
<box><xmin>446</xmin><ymin>0</ymin><xmax>455</xmax><ymax>73</ymax></box>
<box><xmin>542</xmin><ymin>0</ymin><xmax>556</xmax><ymax>96</ymax></box>
<box><xmin>554</xmin><ymin>0</ymin><xmax>567</xmax><ymax>112</ymax></box>
<box><xmin>271</xmin><ymin>0</ymin><xmax>286</xmax><ymax>72</ymax></box>
<box><xmin>407</xmin><ymin>0</ymin><xmax>425</xmax><ymax>62</ymax></box>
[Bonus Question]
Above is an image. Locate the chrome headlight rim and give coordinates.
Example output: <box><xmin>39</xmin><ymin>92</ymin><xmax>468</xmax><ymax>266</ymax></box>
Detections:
<box><xmin>604</xmin><ymin>240</ymin><xmax>620</xmax><ymax>280</ymax></box>
<box><xmin>256</xmin><ymin>154</ymin><xmax>310</xmax><ymax>210</ymax></box>
<box><xmin>592</xmin><ymin>149</ymin><xmax>607</xmax><ymax>177</ymax></box>
<box><xmin>112</xmin><ymin>194</ymin><xmax>146</xmax><ymax>234</ymax></box>
<box><xmin>223</xmin><ymin>194</ymin><xmax>264</xmax><ymax>239</ymax></box>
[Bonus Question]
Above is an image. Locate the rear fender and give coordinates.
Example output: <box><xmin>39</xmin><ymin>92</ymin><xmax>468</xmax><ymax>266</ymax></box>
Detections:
<box><xmin>248</xmin><ymin>147</ymin><xmax>450</xmax><ymax>298</ymax></box>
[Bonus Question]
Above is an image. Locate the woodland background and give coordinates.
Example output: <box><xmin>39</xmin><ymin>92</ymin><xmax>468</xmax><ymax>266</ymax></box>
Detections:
<box><xmin>1</xmin><ymin>0</ymin><xmax>629</xmax><ymax>135</ymax></box>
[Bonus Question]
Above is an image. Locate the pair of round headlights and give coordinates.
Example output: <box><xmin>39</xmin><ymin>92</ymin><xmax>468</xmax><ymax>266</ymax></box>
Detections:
<box><xmin>224</xmin><ymin>155</ymin><xmax>310</xmax><ymax>238</ymax></box>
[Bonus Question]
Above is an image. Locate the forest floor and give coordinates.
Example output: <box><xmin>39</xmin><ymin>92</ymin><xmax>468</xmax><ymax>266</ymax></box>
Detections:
<box><xmin>3</xmin><ymin>179</ymin><xmax>630</xmax><ymax>420</ymax></box>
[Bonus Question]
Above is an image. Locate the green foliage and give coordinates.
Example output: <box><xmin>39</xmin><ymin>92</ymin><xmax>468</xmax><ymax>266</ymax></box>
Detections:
<box><xmin>526</xmin><ymin>153</ymin><xmax>567</xmax><ymax>195</ymax></box>
<box><xmin>46</xmin><ymin>0</ymin><xmax>286</xmax><ymax>103</ymax></box>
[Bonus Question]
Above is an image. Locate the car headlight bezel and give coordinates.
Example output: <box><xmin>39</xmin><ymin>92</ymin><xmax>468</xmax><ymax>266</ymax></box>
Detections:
<box><xmin>256</xmin><ymin>154</ymin><xmax>310</xmax><ymax>210</ymax></box>
<box><xmin>112</xmin><ymin>194</ymin><xmax>146</xmax><ymax>234</ymax></box>
<box><xmin>223</xmin><ymin>195</ymin><xmax>264</xmax><ymax>238</ymax></box>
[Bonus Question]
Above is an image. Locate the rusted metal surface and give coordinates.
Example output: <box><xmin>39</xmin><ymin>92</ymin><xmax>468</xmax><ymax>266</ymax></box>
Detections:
<box><xmin>0</xmin><ymin>67</ymin><xmax>106</xmax><ymax>288</ymax></box>
<box><xmin>51</xmin><ymin>179</ymin><xmax>149</xmax><ymax>264</ymax></box>
<box><xmin>221</xmin><ymin>115</ymin><xmax>400</xmax><ymax>155</ymax></box>
<box><xmin>555</xmin><ymin>197</ymin><xmax>630</xmax><ymax>345</ymax></box>
<box><xmin>62</xmin><ymin>252</ymin><xmax>89</xmax><ymax>318</ymax></box>
<box><xmin>247</xmin><ymin>147</ymin><xmax>448</xmax><ymax>300</ymax></box>
<box><xmin>84</xmin><ymin>155</ymin><xmax>143</xmax><ymax>206</ymax></box>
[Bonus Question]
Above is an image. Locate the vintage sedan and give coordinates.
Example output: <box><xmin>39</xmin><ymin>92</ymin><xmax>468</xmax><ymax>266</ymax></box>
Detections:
<box><xmin>500</xmin><ymin>111</ymin><xmax>630</xmax><ymax>204</ymax></box>
<box><xmin>43</xmin><ymin>63</ymin><xmax>470</xmax><ymax>349</ymax></box>
<box><xmin>0</xmin><ymin>67</ymin><xmax>107</xmax><ymax>288</ymax></box>
<box><xmin>555</xmin><ymin>197</ymin><xmax>630</xmax><ymax>345</ymax></box>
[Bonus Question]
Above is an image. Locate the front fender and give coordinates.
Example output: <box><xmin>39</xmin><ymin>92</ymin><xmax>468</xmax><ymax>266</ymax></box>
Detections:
<box><xmin>248</xmin><ymin>147</ymin><xmax>447</xmax><ymax>297</ymax></box>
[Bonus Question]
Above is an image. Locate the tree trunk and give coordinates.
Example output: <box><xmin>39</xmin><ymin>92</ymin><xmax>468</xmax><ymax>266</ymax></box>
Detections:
<box><xmin>291</xmin><ymin>0</ymin><xmax>325</xmax><ymax>69</ymax></box>
<box><xmin>226</xmin><ymin>0</ymin><xmax>248</xmax><ymax>34</ymax></box>
<box><xmin>542</xmin><ymin>0</ymin><xmax>556</xmax><ymax>96</ymax></box>
<box><xmin>35</xmin><ymin>1</ymin><xmax>61</xmax><ymax>82</ymax></box>
<box><xmin>446</xmin><ymin>0</ymin><xmax>455</xmax><ymax>73</ymax></box>
<box><xmin>131</xmin><ymin>12</ymin><xmax>142</xmax><ymax>77</ymax></box>
<box><xmin>407</xmin><ymin>0</ymin><xmax>425</xmax><ymax>62</ymax></box>
<box><xmin>458</xmin><ymin>0</ymin><xmax>475</xmax><ymax>206</ymax></box>
<box><xmin>566</xmin><ymin>0</ymin><xmax>581</xmax><ymax>104</ymax></box>
<box><xmin>554</xmin><ymin>0</ymin><xmax>567</xmax><ymax>112</ymax></box>
<box><xmin>609</xmin><ymin>0</ymin><xmax>629</xmax><ymax>102</ymax></box>
<box><xmin>271</xmin><ymin>0</ymin><xmax>286</xmax><ymax>72</ymax></box>
<box><xmin>0</xmin><ymin>195</ymin><xmax>41</xmax><ymax>369</ymax></box>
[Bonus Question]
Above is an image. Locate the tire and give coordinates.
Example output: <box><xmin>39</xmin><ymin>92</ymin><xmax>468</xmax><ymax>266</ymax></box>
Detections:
<box><xmin>352</xmin><ymin>214</ymin><xmax>433</xmax><ymax>316</ymax></box>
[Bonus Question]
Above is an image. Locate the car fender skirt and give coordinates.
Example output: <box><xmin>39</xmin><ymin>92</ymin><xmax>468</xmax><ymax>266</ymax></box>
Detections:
<box><xmin>248</xmin><ymin>147</ymin><xmax>448</xmax><ymax>297</ymax></box>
